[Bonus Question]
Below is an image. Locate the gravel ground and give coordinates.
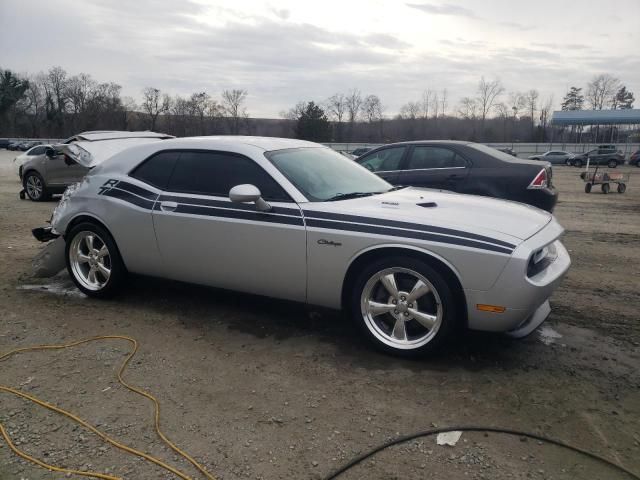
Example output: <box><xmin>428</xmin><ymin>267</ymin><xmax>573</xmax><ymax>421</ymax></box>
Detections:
<box><xmin>0</xmin><ymin>150</ymin><xmax>639</xmax><ymax>480</ymax></box>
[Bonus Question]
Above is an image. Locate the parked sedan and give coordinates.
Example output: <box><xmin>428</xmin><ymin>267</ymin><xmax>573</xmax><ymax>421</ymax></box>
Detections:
<box><xmin>528</xmin><ymin>151</ymin><xmax>572</xmax><ymax>164</ymax></box>
<box><xmin>20</xmin><ymin>131</ymin><xmax>173</xmax><ymax>201</ymax></box>
<box><xmin>628</xmin><ymin>149</ymin><xmax>640</xmax><ymax>167</ymax></box>
<box><xmin>356</xmin><ymin>141</ymin><xmax>558</xmax><ymax>212</ymax></box>
<box><xmin>33</xmin><ymin>136</ymin><xmax>570</xmax><ymax>357</ymax></box>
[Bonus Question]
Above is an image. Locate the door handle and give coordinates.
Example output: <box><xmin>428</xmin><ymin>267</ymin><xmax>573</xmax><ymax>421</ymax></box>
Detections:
<box><xmin>159</xmin><ymin>201</ymin><xmax>178</xmax><ymax>212</ymax></box>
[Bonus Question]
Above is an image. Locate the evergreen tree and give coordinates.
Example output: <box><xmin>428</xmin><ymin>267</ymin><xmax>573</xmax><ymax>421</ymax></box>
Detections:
<box><xmin>294</xmin><ymin>101</ymin><xmax>331</xmax><ymax>141</ymax></box>
<box><xmin>560</xmin><ymin>87</ymin><xmax>584</xmax><ymax>111</ymax></box>
<box><xmin>612</xmin><ymin>86</ymin><xmax>634</xmax><ymax>109</ymax></box>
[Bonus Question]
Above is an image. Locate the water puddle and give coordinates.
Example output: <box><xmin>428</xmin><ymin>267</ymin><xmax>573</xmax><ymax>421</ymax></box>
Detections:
<box><xmin>538</xmin><ymin>325</ymin><xmax>562</xmax><ymax>345</ymax></box>
<box><xmin>17</xmin><ymin>279</ymin><xmax>86</xmax><ymax>299</ymax></box>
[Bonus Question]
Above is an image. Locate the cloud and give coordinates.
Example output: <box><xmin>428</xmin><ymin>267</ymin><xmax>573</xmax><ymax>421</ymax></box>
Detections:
<box><xmin>406</xmin><ymin>2</ymin><xmax>479</xmax><ymax>19</ymax></box>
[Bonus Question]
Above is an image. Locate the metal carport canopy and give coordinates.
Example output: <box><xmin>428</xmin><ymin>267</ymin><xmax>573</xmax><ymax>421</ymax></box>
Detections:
<box><xmin>551</xmin><ymin>109</ymin><xmax>640</xmax><ymax>125</ymax></box>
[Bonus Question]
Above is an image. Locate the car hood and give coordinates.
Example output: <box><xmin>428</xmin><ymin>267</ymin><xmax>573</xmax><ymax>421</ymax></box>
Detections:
<box><xmin>53</xmin><ymin>133</ymin><xmax>173</xmax><ymax>168</ymax></box>
<box><xmin>312</xmin><ymin>187</ymin><xmax>553</xmax><ymax>243</ymax></box>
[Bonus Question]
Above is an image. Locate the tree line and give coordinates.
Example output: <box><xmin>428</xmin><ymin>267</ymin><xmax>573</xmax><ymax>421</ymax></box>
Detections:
<box><xmin>0</xmin><ymin>66</ymin><xmax>635</xmax><ymax>144</ymax></box>
<box><xmin>0</xmin><ymin>66</ymin><xmax>250</xmax><ymax>139</ymax></box>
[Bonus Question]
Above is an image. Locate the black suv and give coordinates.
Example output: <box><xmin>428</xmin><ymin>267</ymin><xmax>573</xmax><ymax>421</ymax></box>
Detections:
<box><xmin>356</xmin><ymin>141</ymin><xmax>558</xmax><ymax>212</ymax></box>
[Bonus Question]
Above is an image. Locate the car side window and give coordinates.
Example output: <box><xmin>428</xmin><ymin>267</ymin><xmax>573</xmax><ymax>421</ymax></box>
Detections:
<box><xmin>29</xmin><ymin>146</ymin><xmax>45</xmax><ymax>155</ymax></box>
<box><xmin>358</xmin><ymin>146</ymin><xmax>406</xmax><ymax>172</ymax></box>
<box><xmin>130</xmin><ymin>151</ymin><xmax>180</xmax><ymax>190</ymax></box>
<box><xmin>167</xmin><ymin>151</ymin><xmax>291</xmax><ymax>202</ymax></box>
<box><xmin>408</xmin><ymin>146</ymin><xmax>465</xmax><ymax>169</ymax></box>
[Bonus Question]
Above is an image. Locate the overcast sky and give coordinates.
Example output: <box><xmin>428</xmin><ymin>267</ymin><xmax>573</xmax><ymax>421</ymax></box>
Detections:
<box><xmin>1</xmin><ymin>0</ymin><xmax>639</xmax><ymax>117</ymax></box>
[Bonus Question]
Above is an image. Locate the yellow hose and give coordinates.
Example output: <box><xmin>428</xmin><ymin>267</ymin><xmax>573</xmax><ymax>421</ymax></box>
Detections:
<box><xmin>0</xmin><ymin>335</ymin><xmax>217</xmax><ymax>480</ymax></box>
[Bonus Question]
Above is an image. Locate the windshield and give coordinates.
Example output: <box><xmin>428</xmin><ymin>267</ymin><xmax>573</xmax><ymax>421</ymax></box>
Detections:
<box><xmin>266</xmin><ymin>147</ymin><xmax>392</xmax><ymax>202</ymax></box>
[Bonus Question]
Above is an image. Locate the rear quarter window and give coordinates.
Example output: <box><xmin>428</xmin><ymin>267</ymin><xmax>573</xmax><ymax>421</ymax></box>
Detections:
<box><xmin>130</xmin><ymin>151</ymin><xmax>180</xmax><ymax>190</ymax></box>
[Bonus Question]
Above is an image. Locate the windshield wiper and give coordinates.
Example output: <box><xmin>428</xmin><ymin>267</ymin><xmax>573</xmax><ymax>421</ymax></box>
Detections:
<box><xmin>387</xmin><ymin>185</ymin><xmax>408</xmax><ymax>192</ymax></box>
<box><xmin>325</xmin><ymin>191</ymin><xmax>381</xmax><ymax>202</ymax></box>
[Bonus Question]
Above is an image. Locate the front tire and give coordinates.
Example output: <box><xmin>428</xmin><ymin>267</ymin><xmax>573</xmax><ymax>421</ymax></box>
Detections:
<box><xmin>65</xmin><ymin>222</ymin><xmax>126</xmax><ymax>298</ymax></box>
<box><xmin>24</xmin><ymin>172</ymin><xmax>50</xmax><ymax>201</ymax></box>
<box><xmin>574</xmin><ymin>158</ymin><xmax>583</xmax><ymax>168</ymax></box>
<box><xmin>350</xmin><ymin>257</ymin><xmax>457</xmax><ymax>357</ymax></box>
<box><xmin>608</xmin><ymin>159</ymin><xmax>618</xmax><ymax>168</ymax></box>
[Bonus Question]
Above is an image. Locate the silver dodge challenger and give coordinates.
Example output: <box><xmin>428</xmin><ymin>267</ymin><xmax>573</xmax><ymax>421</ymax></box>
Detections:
<box><xmin>33</xmin><ymin>136</ymin><xmax>571</xmax><ymax>356</ymax></box>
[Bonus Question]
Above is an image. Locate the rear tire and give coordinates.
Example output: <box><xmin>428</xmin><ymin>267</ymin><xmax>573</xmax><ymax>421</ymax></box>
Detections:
<box><xmin>574</xmin><ymin>159</ymin><xmax>583</xmax><ymax>168</ymax></box>
<box><xmin>608</xmin><ymin>159</ymin><xmax>618</xmax><ymax>168</ymax></box>
<box><xmin>23</xmin><ymin>172</ymin><xmax>50</xmax><ymax>201</ymax></box>
<box><xmin>617</xmin><ymin>183</ymin><xmax>626</xmax><ymax>193</ymax></box>
<box><xmin>65</xmin><ymin>222</ymin><xmax>126</xmax><ymax>299</ymax></box>
<box><xmin>349</xmin><ymin>256</ymin><xmax>458</xmax><ymax>357</ymax></box>
<box><xmin>585</xmin><ymin>183</ymin><xmax>592</xmax><ymax>193</ymax></box>
<box><xmin>601</xmin><ymin>183</ymin><xmax>610</xmax><ymax>194</ymax></box>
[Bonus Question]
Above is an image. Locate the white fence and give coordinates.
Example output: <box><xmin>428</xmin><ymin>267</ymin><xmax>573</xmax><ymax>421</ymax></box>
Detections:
<box><xmin>325</xmin><ymin>142</ymin><xmax>640</xmax><ymax>158</ymax></box>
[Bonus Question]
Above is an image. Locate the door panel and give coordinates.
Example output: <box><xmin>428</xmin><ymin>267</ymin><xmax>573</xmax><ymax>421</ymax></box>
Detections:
<box><xmin>152</xmin><ymin>196</ymin><xmax>307</xmax><ymax>302</ymax></box>
<box><xmin>150</xmin><ymin>149</ymin><xmax>307</xmax><ymax>303</ymax></box>
<box><xmin>46</xmin><ymin>155</ymin><xmax>89</xmax><ymax>185</ymax></box>
<box><xmin>397</xmin><ymin>146</ymin><xmax>469</xmax><ymax>191</ymax></box>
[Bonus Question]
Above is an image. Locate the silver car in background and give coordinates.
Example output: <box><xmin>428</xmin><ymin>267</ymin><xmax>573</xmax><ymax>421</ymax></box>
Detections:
<box><xmin>20</xmin><ymin>131</ymin><xmax>173</xmax><ymax>201</ymax></box>
<box><xmin>33</xmin><ymin>136</ymin><xmax>571</xmax><ymax>357</ymax></box>
<box><xmin>13</xmin><ymin>144</ymin><xmax>50</xmax><ymax>179</ymax></box>
<box><xmin>528</xmin><ymin>151</ymin><xmax>573</xmax><ymax>165</ymax></box>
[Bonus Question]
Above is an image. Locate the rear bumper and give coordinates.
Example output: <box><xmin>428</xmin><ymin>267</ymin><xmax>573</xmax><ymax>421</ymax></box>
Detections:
<box><xmin>523</xmin><ymin>186</ymin><xmax>558</xmax><ymax>212</ymax></box>
<box><xmin>32</xmin><ymin>226</ymin><xmax>59</xmax><ymax>242</ymax></box>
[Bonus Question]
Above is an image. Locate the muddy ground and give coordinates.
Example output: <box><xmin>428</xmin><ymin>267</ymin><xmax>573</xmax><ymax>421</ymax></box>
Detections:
<box><xmin>0</xmin><ymin>150</ymin><xmax>638</xmax><ymax>480</ymax></box>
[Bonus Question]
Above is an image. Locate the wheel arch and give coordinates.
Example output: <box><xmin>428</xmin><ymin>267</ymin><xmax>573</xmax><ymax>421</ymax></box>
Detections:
<box><xmin>64</xmin><ymin>214</ymin><xmax>129</xmax><ymax>271</ymax></box>
<box><xmin>341</xmin><ymin>245</ymin><xmax>468</xmax><ymax>327</ymax></box>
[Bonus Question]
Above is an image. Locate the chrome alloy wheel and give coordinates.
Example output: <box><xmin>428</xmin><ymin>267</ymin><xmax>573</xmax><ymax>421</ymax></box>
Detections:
<box><xmin>69</xmin><ymin>231</ymin><xmax>112</xmax><ymax>291</ymax></box>
<box><xmin>26</xmin><ymin>175</ymin><xmax>43</xmax><ymax>199</ymax></box>
<box><xmin>360</xmin><ymin>267</ymin><xmax>443</xmax><ymax>350</ymax></box>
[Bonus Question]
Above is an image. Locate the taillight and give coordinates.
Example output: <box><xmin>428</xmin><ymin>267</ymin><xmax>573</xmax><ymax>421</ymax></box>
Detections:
<box><xmin>528</xmin><ymin>168</ymin><xmax>548</xmax><ymax>189</ymax></box>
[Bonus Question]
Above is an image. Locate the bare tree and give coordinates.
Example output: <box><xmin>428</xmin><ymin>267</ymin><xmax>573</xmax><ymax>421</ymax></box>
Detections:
<box><xmin>539</xmin><ymin>95</ymin><xmax>554</xmax><ymax>141</ymax></box>
<box><xmin>525</xmin><ymin>89</ymin><xmax>540</xmax><ymax>141</ymax></box>
<box><xmin>586</xmin><ymin>74</ymin><xmax>620</xmax><ymax>110</ymax></box>
<box><xmin>221</xmin><ymin>89</ymin><xmax>248</xmax><ymax>134</ymax></box>
<box><xmin>362</xmin><ymin>95</ymin><xmax>383</xmax><ymax>123</ymax></box>
<box><xmin>190</xmin><ymin>92</ymin><xmax>213</xmax><ymax>135</ymax></box>
<box><xmin>508</xmin><ymin>91</ymin><xmax>526</xmax><ymax>119</ymax></box>
<box><xmin>326</xmin><ymin>93</ymin><xmax>347</xmax><ymax>141</ymax></box>
<box><xmin>457</xmin><ymin>97</ymin><xmax>478</xmax><ymax>119</ymax></box>
<box><xmin>494</xmin><ymin>102</ymin><xmax>510</xmax><ymax>141</ymax></box>
<box><xmin>399</xmin><ymin>101</ymin><xmax>421</xmax><ymax>119</ymax></box>
<box><xmin>24</xmin><ymin>74</ymin><xmax>46</xmax><ymax>136</ymax></box>
<box><xmin>345</xmin><ymin>88</ymin><xmax>362</xmax><ymax>140</ymax></box>
<box><xmin>421</xmin><ymin>89</ymin><xmax>433</xmax><ymax>118</ymax></box>
<box><xmin>326</xmin><ymin>93</ymin><xmax>347</xmax><ymax>122</ymax></box>
<box><xmin>440</xmin><ymin>88</ymin><xmax>448</xmax><ymax>117</ymax></box>
<box><xmin>477</xmin><ymin>77</ymin><xmax>504</xmax><ymax>138</ymax></box>
<box><xmin>141</xmin><ymin>87</ymin><xmax>170</xmax><ymax>130</ymax></box>
<box><xmin>121</xmin><ymin>96</ymin><xmax>137</xmax><ymax>130</ymax></box>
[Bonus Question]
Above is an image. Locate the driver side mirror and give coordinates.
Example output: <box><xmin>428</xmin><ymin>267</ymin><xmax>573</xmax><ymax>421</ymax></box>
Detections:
<box><xmin>229</xmin><ymin>184</ymin><xmax>272</xmax><ymax>212</ymax></box>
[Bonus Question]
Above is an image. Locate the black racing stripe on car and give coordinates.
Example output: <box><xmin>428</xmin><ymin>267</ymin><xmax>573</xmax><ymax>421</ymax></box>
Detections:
<box><xmin>102</xmin><ymin>188</ymin><xmax>156</xmax><ymax>210</ymax></box>
<box><xmin>306</xmin><ymin>218</ymin><xmax>514</xmax><ymax>255</ymax></box>
<box><xmin>158</xmin><ymin>194</ymin><xmax>302</xmax><ymax>217</ymax></box>
<box><xmin>302</xmin><ymin>210</ymin><xmax>516</xmax><ymax>249</ymax></box>
<box><xmin>173</xmin><ymin>204</ymin><xmax>305</xmax><ymax>226</ymax></box>
<box><xmin>115</xmin><ymin>181</ymin><xmax>159</xmax><ymax>200</ymax></box>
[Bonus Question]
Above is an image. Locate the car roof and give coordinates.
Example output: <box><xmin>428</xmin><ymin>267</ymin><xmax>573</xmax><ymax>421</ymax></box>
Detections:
<box><xmin>375</xmin><ymin>140</ymin><xmax>472</xmax><ymax>147</ymax></box>
<box><xmin>152</xmin><ymin>136</ymin><xmax>320</xmax><ymax>151</ymax></box>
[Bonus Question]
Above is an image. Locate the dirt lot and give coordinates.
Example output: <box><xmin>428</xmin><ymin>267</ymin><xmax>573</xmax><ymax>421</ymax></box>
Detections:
<box><xmin>0</xmin><ymin>150</ymin><xmax>639</xmax><ymax>480</ymax></box>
